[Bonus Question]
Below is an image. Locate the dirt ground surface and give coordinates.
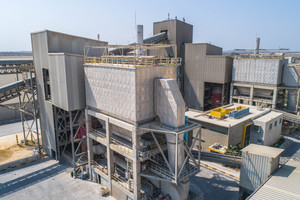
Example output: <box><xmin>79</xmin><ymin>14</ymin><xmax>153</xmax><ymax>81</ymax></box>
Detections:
<box><xmin>0</xmin><ymin>132</ymin><xmax>35</xmax><ymax>165</ymax></box>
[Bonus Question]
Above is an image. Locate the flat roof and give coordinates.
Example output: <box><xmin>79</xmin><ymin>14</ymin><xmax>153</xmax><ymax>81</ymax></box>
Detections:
<box><xmin>254</xmin><ymin>111</ymin><xmax>283</xmax><ymax>122</ymax></box>
<box><xmin>248</xmin><ymin>160</ymin><xmax>300</xmax><ymax>200</ymax></box>
<box><xmin>241</xmin><ymin>144</ymin><xmax>284</xmax><ymax>158</ymax></box>
<box><xmin>185</xmin><ymin>104</ymin><xmax>271</xmax><ymax>128</ymax></box>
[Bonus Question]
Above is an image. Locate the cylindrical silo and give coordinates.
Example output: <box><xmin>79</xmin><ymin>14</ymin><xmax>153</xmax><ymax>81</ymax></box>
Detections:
<box><xmin>287</xmin><ymin>89</ymin><xmax>297</xmax><ymax>111</ymax></box>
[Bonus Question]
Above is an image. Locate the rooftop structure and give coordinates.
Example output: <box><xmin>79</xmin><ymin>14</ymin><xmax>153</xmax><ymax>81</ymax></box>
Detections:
<box><xmin>231</xmin><ymin>47</ymin><xmax>299</xmax><ymax>113</ymax></box>
<box><xmin>184</xmin><ymin>43</ymin><xmax>233</xmax><ymax>111</ymax></box>
<box><xmin>186</xmin><ymin>104</ymin><xmax>283</xmax><ymax>151</ymax></box>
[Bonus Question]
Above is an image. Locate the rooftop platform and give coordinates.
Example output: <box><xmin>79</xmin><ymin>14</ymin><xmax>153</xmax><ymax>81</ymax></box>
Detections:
<box><xmin>186</xmin><ymin>104</ymin><xmax>271</xmax><ymax>128</ymax></box>
<box><xmin>241</xmin><ymin>144</ymin><xmax>284</xmax><ymax>158</ymax></box>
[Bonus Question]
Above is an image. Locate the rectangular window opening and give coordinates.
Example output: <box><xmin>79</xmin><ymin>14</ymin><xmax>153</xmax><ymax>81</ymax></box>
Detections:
<box><xmin>42</xmin><ymin>68</ymin><xmax>51</xmax><ymax>101</ymax></box>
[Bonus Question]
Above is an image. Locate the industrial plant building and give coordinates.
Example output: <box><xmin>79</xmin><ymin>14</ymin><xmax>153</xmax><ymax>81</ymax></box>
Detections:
<box><xmin>184</xmin><ymin>43</ymin><xmax>233</xmax><ymax>110</ymax></box>
<box><xmin>230</xmin><ymin>54</ymin><xmax>299</xmax><ymax>112</ymax></box>
<box><xmin>186</xmin><ymin>104</ymin><xmax>283</xmax><ymax>151</ymax></box>
<box><xmin>26</xmin><ymin>17</ymin><xmax>299</xmax><ymax>200</ymax></box>
<box><xmin>150</xmin><ymin>19</ymin><xmax>233</xmax><ymax>111</ymax></box>
<box><xmin>31</xmin><ymin>20</ymin><xmax>202</xmax><ymax>199</ymax></box>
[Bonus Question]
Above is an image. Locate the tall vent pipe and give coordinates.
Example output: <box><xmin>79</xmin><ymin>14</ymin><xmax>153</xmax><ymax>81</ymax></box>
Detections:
<box><xmin>254</xmin><ymin>37</ymin><xmax>260</xmax><ymax>54</ymax></box>
<box><xmin>136</xmin><ymin>25</ymin><xmax>143</xmax><ymax>56</ymax></box>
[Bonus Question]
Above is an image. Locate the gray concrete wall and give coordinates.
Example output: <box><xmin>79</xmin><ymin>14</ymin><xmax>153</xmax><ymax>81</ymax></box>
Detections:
<box><xmin>190</xmin><ymin>120</ymin><xmax>228</xmax><ymax>151</ymax></box>
<box><xmin>200</xmin><ymin>128</ymin><xmax>228</xmax><ymax>151</ymax></box>
<box><xmin>85</xmin><ymin>64</ymin><xmax>176</xmax><ymax>123</ymax></box>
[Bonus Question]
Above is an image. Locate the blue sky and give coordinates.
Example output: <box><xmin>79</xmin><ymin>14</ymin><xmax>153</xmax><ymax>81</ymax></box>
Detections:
<box><xmin>1</xmin><ymin>0</ymin><xmax>299</xmax><ymax>51</ymax></box>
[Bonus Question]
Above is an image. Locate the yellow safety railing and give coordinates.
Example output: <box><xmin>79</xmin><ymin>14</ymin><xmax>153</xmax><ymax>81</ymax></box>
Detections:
<box><xmin>84</xmin><ymin>56</ymin><xmax>181</xmax><ymax>67</ymax></box>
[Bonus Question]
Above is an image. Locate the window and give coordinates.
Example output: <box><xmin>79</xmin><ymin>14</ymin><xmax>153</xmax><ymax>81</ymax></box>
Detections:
<box><xmin>269</xmin><ymin>123</ymin><xmax>272</xmax><ymax>130</ymax></box>
<box><xmin>253</xmin><ymin>125</ymin><xmax>260</xmax><ymax>132</ymax></box>
<box><xmin>279</xmin><ymin>118</ymin><xmax>282</xmax><ymax>124</ymax></box>
<box><xmin>42</xmin><ymin>68</ymin><xmax>51</xmax><ymax>101</ymax></box>
<box><xmin>275</xmin><ymin>121</ymin><xmax>277</xmax><ymax>127</ymax></box>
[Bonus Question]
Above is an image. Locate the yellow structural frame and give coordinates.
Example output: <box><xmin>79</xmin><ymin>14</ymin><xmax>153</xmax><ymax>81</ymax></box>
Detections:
<box><xmin>242</xmin><ymin>123</ymin><xmax>253</xmax><ymax>148</ymax></box>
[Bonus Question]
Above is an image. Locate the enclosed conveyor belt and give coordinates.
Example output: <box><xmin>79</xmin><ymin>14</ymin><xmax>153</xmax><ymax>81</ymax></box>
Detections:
<box><xmin>0</xmin><ymin>77</ymin><xmax>35</xmax><ymax>103</ymax></box>
<box><xmin>0</xmin><ymin>63</ymin><xmax>34</xmax><ymax>74</ymax></box>
<box><xmin>109</xmin><ymin>32</ymin><xmax>167</xmax><ymax>55</ymax></box>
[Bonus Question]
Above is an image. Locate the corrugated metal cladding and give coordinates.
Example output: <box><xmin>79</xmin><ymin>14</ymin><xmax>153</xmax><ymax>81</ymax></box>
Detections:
<box><xmin>184</xmin><ymin>43</ymin><xmax>232</xmax><ymax>83</ymax></box>
<box><xmin>240</xmin><ymin>152</ymin><xmax>274</xmax><ymax>191</ymax></box>
<box><xmin>152</xmin><ymin>19</ymin><xmax>193</xmax><ymax>58</ymax></box>
<box><xmin>249</xmin><ymin>160</ymin><xmax>300</xmax><ymax>200</ymax></box>
<box><xmin>183</xmin><ymin>43</ymin><xmax>233</xmax><ymax>110</ymax></box>
<box><xmin>31</xmin><ymin>30</ymin><xmax>107</xmax><ymax>156</ymax></box>
<box><xmin>239</xmin><ymin>144</ymin><xmax>283</xmax><ymax>192</ymax></box>
<box><xmin>49</xmin><ymin>53</ymin><xmax>85</xmax><ymax>111</ymax></box>
<box><xmin>232</xmin><ymin>58</ymin><xmax>288</xmax><ymax>85</ymax></box>
<box><xmin>31</xmin><ymin>31</ymin><xmax>56</xmax><ymax>156</ymax></box>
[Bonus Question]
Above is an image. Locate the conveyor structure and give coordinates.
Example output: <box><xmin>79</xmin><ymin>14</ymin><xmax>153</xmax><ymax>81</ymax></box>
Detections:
<box><xmin>109</xmin><ymin>32</ymin><xmax>167</xmax><ymax>55</ymax></box>
<box><xmin>0</xmin><ymin>62</ymin><xmax>40</xmax><ymax>150</ymax></box>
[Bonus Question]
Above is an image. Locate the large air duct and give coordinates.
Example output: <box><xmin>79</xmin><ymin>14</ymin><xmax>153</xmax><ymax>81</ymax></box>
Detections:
<box><xmin>155</xmin><ymin>78</ymin><xmax>189</xmax><ymax>200</ymax></box>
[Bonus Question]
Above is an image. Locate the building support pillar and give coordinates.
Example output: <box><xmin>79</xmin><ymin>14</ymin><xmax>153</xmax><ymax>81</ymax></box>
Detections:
<box><xmin>250</xmin><ymin>86</ymin><xmax>254</xmax><ymax>105</ymax></box>
<box><xmin>272</xmin><ymin>87</ymin><xmax>278</xmax><ymax>109</ymax></box>
<box><xmin>85</xmin><ymin>110</ymin><xmax>94</xmax><ymax>180</ymax></box>
<box><xmin>106</xmin><ymin>119</ymin><xmax>113</xmax><ymax>193</ymax></box>
<box><xmin>132</xmin><ymin>125</ymin><xmax>141</xmax><ymax>199</ymax></box>
<box><xmin>230</xmin><ymin>83</ymin><xmax>234</xmax><ymax>104</ymax></box>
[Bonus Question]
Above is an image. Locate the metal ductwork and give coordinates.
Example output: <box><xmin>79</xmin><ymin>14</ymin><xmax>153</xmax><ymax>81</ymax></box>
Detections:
<box><xmin>154</xmin><ymin>78</ymin><xmax>189</xmax><ymax>200</ymax></box>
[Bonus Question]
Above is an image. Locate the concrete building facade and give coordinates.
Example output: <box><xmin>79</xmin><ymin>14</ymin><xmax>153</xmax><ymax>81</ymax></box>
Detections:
<box><xmin>153</xmin><ymin>19</ymin><xmax>193</xmax><ymax>93</ymax></box>
<box><xmin>84</xmin><ymin>49</ymin><xmax>201</xmax><ymax>199</ymax></box>
<box><xmin>184</xmin><ymin>43</ymin><xmax>233</xmax><ymax>111</ymax></box>
<box><xmin>231</xmin><ymin>55</ymin><xmax>299</xmax><ymax>113</ymax></box>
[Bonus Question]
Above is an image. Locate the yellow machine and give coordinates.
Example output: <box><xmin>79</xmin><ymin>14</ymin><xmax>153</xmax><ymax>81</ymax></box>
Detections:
<box><xmin>208</xmin><ymin>143</ymin><xmax>228</xmax><ymax>154</ymax></box>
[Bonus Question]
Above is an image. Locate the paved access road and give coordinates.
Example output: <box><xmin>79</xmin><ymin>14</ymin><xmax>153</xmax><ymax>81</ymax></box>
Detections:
<box><xmin>281</xmin><ymin>131</ymin><xmax>300</xmax><ymax>163</ymax></box>
<box><xmin>190</xmin><ymin>166</ymin><xmax>239</xmax><ymax>200</ymax></box>
<box><xmin>0</xmin><ymin>157</ymin><xmax>115</xmax><ymax>200</ymax></box>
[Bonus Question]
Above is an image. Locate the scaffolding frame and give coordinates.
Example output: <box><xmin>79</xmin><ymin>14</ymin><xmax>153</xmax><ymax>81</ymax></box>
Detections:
<box><xmin>53</xmin><ymin>106</ymin><xmax>87</xmax><ymax>178</ymax></box>
<box><xmin>138</xmin><ymin>120</ymin><xmax>201</xmax><ymax>185</ymax></box>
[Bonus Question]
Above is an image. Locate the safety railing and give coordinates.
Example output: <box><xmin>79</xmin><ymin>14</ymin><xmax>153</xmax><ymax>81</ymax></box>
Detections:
<box><xmin>89</xmin><ymin>128</ymin><xmax>106</xmax><ymax>141</ymax></box>
<box><xmin>112</xmin><ymin>173</ymin><xmax>134</xmax><ymax>193</ymax></box>
<box><xmin>92</xmin><ymin>160</ymin><xmax>108</xmax><ymax>175</ymax></box>
<box><xmin>110</xmin><ymin>137</ymin><xmax>133</xmax><ymax>154</ymax></box>
<box><xmin>84</xmin><ymin>56</ymin><xmax>181</xmax><ymax>67</ymax></box>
